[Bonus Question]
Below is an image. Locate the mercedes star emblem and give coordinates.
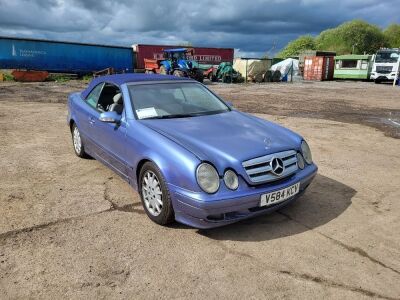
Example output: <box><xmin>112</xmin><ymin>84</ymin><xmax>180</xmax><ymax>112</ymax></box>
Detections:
<box><xmin>271</xmin><ymin>157</ymin><xmax>285</xmax><ymax>175</ymax></box>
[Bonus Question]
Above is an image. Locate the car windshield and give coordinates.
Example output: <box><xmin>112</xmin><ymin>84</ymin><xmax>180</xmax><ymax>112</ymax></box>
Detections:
<box><xmin>128</xmin><ymin>82</ymin><xmax>230</xmax><ymax>119</ymax></box>
<box><xmin>375</xmin><ymin>51</ymin><xmax>399</xmax><ymax>63</ymax></box>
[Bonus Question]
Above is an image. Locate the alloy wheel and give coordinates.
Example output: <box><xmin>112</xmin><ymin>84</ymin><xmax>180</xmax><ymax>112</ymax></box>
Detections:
<box><xmin>141</xmin><ymin>171</ymin><xmax>163</xmax><ymax>216</ymax></box>
<box><xmin>73</xmin><ymin>126</ymin><xmax>82</xmax><ymax>154</ymax></box>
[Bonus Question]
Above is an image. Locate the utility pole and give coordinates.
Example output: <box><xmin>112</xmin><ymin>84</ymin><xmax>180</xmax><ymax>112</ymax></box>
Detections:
<box><xmin>263</xmin><ymin>41</ymin><xmax>276</xmax><ymax>58</ymax></box>
<box><xmin>393</xmin><ymin>55</ymin><xmax>400</xmax><ymax>87</ymax></box>
<box><xmin>245</xmin><ymin>59</ymin><xmax>248</xmax><ymax>84</ymax></box>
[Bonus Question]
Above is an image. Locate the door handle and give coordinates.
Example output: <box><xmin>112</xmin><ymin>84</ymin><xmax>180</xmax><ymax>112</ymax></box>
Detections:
<box><xmin>88</xmin><ymin>117</ymin><xmax>95</xmax><ymax>125</ymax></box>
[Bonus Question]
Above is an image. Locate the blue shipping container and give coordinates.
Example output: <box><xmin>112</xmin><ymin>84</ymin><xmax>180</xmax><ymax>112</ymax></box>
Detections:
<box><xmin>0</xmin><ymin>36</ymin><xmax>135</xmax><ymax>74</ymax></box>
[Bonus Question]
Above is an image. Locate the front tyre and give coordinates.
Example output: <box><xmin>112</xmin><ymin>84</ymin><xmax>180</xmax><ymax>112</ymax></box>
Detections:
<box><xmin>71</xmin><ymin>123</ymin><xmax>88</xmax><ymax>158</ymax></box>
<box><xmin>139</xmin><ymin>162</ymin><xmax>175</xmax><ymax>225</ymax></box>
<box><xmin>159</xmin><ymin>65</ymin><xmax>168</xmax><ymax>75</ymax></box>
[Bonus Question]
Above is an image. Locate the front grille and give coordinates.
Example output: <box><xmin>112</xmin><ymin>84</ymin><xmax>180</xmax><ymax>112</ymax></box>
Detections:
<box><xmin>242</xmin><ymin>150</ymin><xmax>298</xmax><ymax>184</ymax></box>
<box><xmin>376</xmin><ymin>66</ymin><xmax>393</xmax><ymax>74</ymax></box>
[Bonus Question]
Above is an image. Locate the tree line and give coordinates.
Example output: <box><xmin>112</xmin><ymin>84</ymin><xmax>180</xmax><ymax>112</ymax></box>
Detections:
<box><xmin>277</xmin><ymin>20</ymin><xmax>400</xmax><ymax>58</ymax></box>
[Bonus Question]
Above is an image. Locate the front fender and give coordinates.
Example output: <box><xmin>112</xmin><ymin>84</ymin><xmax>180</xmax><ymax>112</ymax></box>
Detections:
<box><xmin>125</xmin><ymin>120</ymin><xmax>202</xmax><ymax>192</ymax></box>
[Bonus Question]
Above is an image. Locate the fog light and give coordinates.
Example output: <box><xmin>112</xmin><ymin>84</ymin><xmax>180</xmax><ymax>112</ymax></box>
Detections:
<box><xmin>297</xmin><ymin>153</ymin><xmax>305</xmax><ymax>169</ymax></box>
<box><xmin>223</xmin><ymin>170</ymin><xmax>239</xmax><ymax>190</ymax></box>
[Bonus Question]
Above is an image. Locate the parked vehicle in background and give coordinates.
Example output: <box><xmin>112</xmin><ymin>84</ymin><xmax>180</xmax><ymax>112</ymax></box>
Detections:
<box><xmin>204</xmin><ymin>65</ymin><xmax>218</xmax><ymax>81</ymax></box>
<box><xmin>133</xmin><ymin>44</ymin><xmax>234</xmax><ymax>70</ymax></box>
<box><xmin>370</xmin><ymin>48</ymin><xmax>400</xmax><ymax>83</ymax></box>
<box><xmin>333</xmin><ymin>55</ymin><xmax>373</xmax><ymax>80</ymax></box>
<box><xmin>204</xmin><ymin>62</ymin><xmax>241</xmax><ymax>83</ymax></box>
<box><xmin>215</xmin><ymin>62</ymin><xmax>241</xmax><ymax>83</ymax></box>
<box><xmin>67</xmin><ymin>74</ymin><xmax>317</xmax><ymax>229</ymax></box>
<box><xmin>0</xmin><ymin>36</ymin><xmax>135</xmax><ymax>75</ymax></box>
<box><xmin>144</xmin><ymin>48</ymin><xmax>204</xmax><ymax>82</ymax></box>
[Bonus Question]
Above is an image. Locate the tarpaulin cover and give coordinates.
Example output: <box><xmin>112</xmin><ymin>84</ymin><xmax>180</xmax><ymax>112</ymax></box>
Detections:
<box><xmin>233</xmin><ymin>58</ymin><xmax>271</xmax><ymax>79</ymax></box>
<box><xmin>270</xmin><ymin>58</ymin><xmax>300</xmax><ymax>81</ymax></box>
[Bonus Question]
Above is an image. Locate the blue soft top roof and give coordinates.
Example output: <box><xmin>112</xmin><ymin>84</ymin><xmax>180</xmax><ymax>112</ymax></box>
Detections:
<box><xmin>163</xmin><ymin>48</ymin><xmax>188</xmax><ymax>52</ymax></box>
<box><xmin>81</xmin><ymin>73</ymin><xmax>192</xmax><ymax>99</ymax></box>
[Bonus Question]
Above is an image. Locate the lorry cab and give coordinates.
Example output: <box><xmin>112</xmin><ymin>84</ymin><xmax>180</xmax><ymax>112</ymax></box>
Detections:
<box><xmin>370</xmin><ymin>48</ymin><xmax>400</xmax><ymax>83</ymax></box>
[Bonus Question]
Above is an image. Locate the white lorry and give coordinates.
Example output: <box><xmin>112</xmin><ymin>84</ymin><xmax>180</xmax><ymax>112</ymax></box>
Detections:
<box><xmin>370</xmin><ymin>48</ymin><xmax>400</xmax><ymax>83</ymax></box>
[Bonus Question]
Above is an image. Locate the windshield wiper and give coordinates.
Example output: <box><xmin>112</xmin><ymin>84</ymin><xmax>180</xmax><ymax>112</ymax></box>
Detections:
<box><xmin>142</xmin><ymin>110</ymin><xmax>228</xmax><ymax>120</ymax></box>
<box><xmin>143</xmin><ymin>113</ymin><xmax>198</xmax><ymax>120</ymax></box>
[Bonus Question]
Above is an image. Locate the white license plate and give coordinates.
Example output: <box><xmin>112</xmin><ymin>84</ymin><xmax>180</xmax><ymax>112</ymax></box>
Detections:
<box><xmin>260</xmin><ymin>182</ymin><xmax>300</xmax><ymax>207</ymax></box>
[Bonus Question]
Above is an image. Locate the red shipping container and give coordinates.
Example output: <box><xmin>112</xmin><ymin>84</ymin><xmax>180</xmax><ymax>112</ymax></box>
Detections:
<box><xmin>303</xmin><ymin>56</ymin><xmax>334</xmax><ymax>81</ymax></box>
<box><xmin>133</xmin><ymin>44</ymin><xmax>234</xmax><ymax>70</ymax></box>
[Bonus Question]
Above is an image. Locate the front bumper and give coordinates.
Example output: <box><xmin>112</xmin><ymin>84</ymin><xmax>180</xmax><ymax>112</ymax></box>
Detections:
<box><xmin>169</xmin><ymin>164</ymin><xmax>317</xmax><ymax>229</ymax></box>
<box><xmin>371</xmin><ymin>73</ymin><xmax>397</xmax><ymax>80</ymax></box>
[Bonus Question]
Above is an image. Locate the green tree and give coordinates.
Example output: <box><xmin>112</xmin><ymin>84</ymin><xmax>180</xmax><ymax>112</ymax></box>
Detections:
<box><xmin>316</xmin><ymin>20</ymin><xmax>386</xmax><ymax>54</ymax></box>
<box><xmin>384</xmin><ymin>24</ymin><xmax>400</xmax><ymax>48</ymax></box>
<box><xmin>277</xmin><ymin>35</ymin><xmax>316</xmax><ymax>58</ymax></box>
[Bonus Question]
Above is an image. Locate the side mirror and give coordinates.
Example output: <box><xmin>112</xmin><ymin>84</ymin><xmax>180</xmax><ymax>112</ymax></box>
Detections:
<box><xmin>99</xmin><ymin>111</ymin><xmax>121</xmax><ymax>124</ymax></box>
<box><xmin>226</xmin><ymin>101</ymin><xmax>234</xmax><ymax>107</ymax></box>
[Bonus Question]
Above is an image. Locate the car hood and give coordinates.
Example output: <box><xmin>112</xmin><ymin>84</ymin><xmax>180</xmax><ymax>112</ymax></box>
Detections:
<box><xmin>141</xmin><ymin>110</ymin><xmax>302</xmax><ymax>173</ymax></box>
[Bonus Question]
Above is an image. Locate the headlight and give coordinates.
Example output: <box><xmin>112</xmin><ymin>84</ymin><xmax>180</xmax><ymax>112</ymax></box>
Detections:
<box><xmin>223</xmin><ymin>170</ymin><xmax>239</xmax><ymax>190</ymax></box>
<box><xmin>301</xmin><ymin>141</ymin><xmax>313</xmax><ymax>164</ymax></box>
<box><xmin>196</xmin><ymin>163</ymin><xmax>220</xmax><ymax>193</ymax></box>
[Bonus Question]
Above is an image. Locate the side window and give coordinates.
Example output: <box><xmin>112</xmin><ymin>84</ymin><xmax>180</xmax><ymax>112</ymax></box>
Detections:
<box><xmin>97</xmin><ymin>84</ymin><xmax>122</xmax><ymax>113</ymax></box>
<box><xmin>85</xmin><ymin>83</ymin><xmax>104</xmax><ymax>109</ymax></box>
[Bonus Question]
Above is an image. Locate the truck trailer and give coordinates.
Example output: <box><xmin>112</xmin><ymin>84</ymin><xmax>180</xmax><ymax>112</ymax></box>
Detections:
<box><xmin>0</xmin><ymin>36</ymin><xmax>135</xmax><ymax>75</ymax></box>
<box><xmin>133</xmin><ymin>44</ymin><xmax>234</xmax><ymax>71</ymax></box>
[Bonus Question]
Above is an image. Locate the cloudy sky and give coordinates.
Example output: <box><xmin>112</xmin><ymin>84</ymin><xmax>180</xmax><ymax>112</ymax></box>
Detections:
<box><xmin>0</xmin><ymin>0</ymin><xmax>398</xmax><ymax>56</ymax></box>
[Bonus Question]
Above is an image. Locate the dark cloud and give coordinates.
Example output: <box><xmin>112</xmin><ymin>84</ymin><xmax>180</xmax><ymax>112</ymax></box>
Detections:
<box><xmin>0</xmin><ymin>0</ymin><xmax>398</xmax><ymax>56</ymax></box>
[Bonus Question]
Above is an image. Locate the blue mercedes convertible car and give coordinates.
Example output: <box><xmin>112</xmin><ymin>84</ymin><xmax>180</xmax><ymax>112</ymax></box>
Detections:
<box><xmin>67</xmin><ymin>74</ymin><xmax>317</xmax><ymax>229</ymax></box>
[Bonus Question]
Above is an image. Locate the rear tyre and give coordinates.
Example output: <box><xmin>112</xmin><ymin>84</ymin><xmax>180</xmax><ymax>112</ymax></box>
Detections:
<box><xmin>139</xmin><ymin>162</ymin><xmax>175</xmax><ymax>226</ymax></box>
<box><xmin>71</xmin><ymin>123</ymin><xmax>88</xmax><ymax>158</ymax></box>
<box><xmin>194</xmin><ymin>69</ymin><xmax>204</xmax><ymax>83</ymax></box>
<box><xmin>222</xmin><ymin>75</ymin><xmax>232</xmax><ymax>83</ymax></box>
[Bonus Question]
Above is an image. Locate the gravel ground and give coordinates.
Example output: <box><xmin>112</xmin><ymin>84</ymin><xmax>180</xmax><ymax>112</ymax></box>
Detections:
<box><xmin>0</xmin><ymin>80</ymin><xmax>399</xmax><ymax>299</ymax></box>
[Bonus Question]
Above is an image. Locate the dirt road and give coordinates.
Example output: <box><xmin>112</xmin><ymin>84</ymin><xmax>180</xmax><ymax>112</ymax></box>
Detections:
<box><xmin>0</xmin><ymin>81</ymin><xmax>399</xmax><ymax>299</ymax></box>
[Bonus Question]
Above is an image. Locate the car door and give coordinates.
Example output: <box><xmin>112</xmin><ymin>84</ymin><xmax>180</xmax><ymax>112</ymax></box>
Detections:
<box><xmin>92</xmin><ymin>87</ymin><xmax>128</xmax><ymax>180</ymax></box>
<box><xmin>75</xmin><ymin>82</ymin><xmax>104</xmax><ymax>154</ymax></box>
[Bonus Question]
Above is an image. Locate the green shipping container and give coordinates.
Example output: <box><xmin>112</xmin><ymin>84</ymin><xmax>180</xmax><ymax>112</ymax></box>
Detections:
<box><xmin>333</xmin><ymin>54</ymin><xmax>373</xmax><ymax>80</ymax></box>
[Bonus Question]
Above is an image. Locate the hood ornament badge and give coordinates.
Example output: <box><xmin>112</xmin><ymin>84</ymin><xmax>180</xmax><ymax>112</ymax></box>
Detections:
<box><xmin>264</xmin><ymin>137</ymin><xmax>272</xmax><ymax>149</ymax></box>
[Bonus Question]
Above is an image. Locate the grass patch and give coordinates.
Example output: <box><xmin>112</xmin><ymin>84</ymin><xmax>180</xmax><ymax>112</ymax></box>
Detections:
<box><xmin>82</xmin><ymin>74</ymin><xmax>93</xmax><ymax>81</ymax></box>
<box><xmin>2</xmin><ymin>73</ymin><xmax>15</xmax><ymax>81</ymax></box>
<box><xmin>48</xmin><ymin>74</ymin><xmax>72</xmax><ymax>82</ymax></box>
